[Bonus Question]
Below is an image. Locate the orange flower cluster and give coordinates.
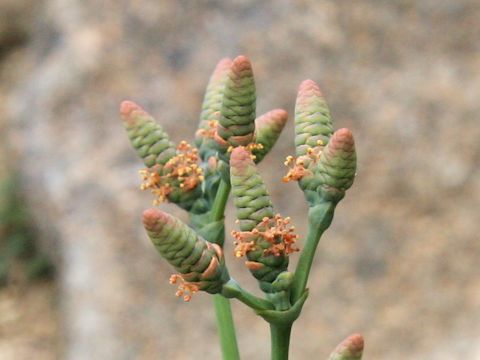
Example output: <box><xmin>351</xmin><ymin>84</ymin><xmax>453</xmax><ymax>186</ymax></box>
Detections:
<box><xmin>140</xmin><ymin>141</ymin><xmax>204</xmax><ymax>205</ymax></box>
<box><xmin>232</xmin><ymin>233</ymin><xmax>256</xmax><ymax>258</ymax></box>
<box><xmin>282</xmin><ymin>140</ymin><xmax>324</xmax><ymax>182</ymax></box>
<box><xmin>169</xmin><ymin>274</ymin><xmax>200</xmax><ymax>302</ymax></box>
<box><xmin>165</xmin><ymin>141</ymin><xmax>204</xmax><ymax>190</ymax></box>
<box><xmin>139</xmin><ymin>166</ymin><xmax>172</xmax><ymax>205</ymax></box>
<box><xmin>282</xmin><ymin>155</ymin><xmax>311</xmax><ymax>183</ymax></box>
<box><xmin>232</xmin><ymin>214</ymin><xmax>299</xmax><ymax>258</ymax></box>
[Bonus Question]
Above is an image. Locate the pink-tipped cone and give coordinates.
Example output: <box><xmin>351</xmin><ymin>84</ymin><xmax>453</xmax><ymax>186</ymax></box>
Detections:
<box><xmin>216</xmin><ymin>54</ymin><xmax>256</xmax><ymax>149</ymax></box>
<box><xmin>297</xmin><ymin>79</ymin><xmax>323</xmax><ymax>101</ymax></box>
<box><xmin>255</xmin><ymin>109</ymin><xmax>288</xmax><ymax>133</ymax></box>
<box><xmin>328</xmin><ymin>333</ymin><xmax>364</xmax><ymax>360</ymax></box>
<box><xmin>231</xmin><ymin>55</ymin><xmax>253</xmax><ymax>75</ymax></box>
<box><xmin>120</xmin><ymin>100</ymin><xmax>149</xmax><ymax>126</ymax></box>
<box><xmin>323</xmin><ymin>128</ymin><xmax>356</xmax><ymax>161</ymax></box>
<box><xmin>294</xmin><ymin>79</ymin><xmax>333</xmax><ymax>156</ymax></box>
<box><xmin>142</xmin><ymin>209</ymin><xmax>230</xmax><ymax>298</ymax></box>
<box><xmin>196</xmin><ymin>58</ymin><xmax>233</xmax><ymax>151</ymax></box>
<box><xmin>253</xmin><ymin>108</ymin><xmax>288</xmax><ymax>162</ymax></box>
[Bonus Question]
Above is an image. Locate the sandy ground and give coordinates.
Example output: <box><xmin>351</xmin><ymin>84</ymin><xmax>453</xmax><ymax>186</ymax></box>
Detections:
<box><xmin>0</xmin><ymin>281</ymin><xmax>58</xmax><ymax>360</ymax></box>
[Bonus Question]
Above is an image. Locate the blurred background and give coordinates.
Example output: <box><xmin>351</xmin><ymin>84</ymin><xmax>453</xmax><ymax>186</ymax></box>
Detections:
<box><xmin>0</xmin><ymin>0</ymin><xmax>479</xmax><ymax>359</ymax></box>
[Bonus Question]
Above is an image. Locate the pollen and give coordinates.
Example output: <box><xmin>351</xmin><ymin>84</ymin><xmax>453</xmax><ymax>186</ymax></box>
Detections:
<box><xmin>152</xmin><ymin>183</ymin><xmax>173</xmax><ymax>205</ymax></box>
<box><xmin>284</xmin><ymin>155</ymin><xmax>294</xmax><ymax>166</ymax></box>
<box><xmin>232</xmin><ymin>230</ymin><xmax>257</xmax><ymax>257</ymax></box>
<box><xmin>169</xmin><ymin>274</ymin><xmax>200</xmax><ymax>302</ymax></box>
<box><xmin>232</xmin><ymin>214</ymin><xmax>299</xmax><ymax>260</ymax></box>
<box><xmin>282</xmin><ymin>158</ymin><xmax>311</xmax><ymax>182</ymax></box>
<box><xmin>246</xmin><ymin>143</ymin><xmax>264</xmax><ymax>151</ymax></box>
<box><xmin>246</xmin><ymin>143</ymin><xmax>263</xmax><ymax>160</ymax></box>
<box><xmin>259</xmin><ymin>214</ymin><xmax>299</xmax><ymax>256</ymax></box>
<box><xmin>139</xmin><ymin>166</ymin><xmax>173</xmax><ymax>204</ymax></box>
<box><xmin>164</xmin><ymin>141</ymin><xmax>204</xmax><ymax>191</ymax></box>
<box><xmin>196</xmin><ymin>120</ymin><xmax>218</xmax><ymax>139</ymax></box>
<box><xmin>139</xmin><ymin>141</ymin><xmax>204</xmax><ymax>204</ymax></box>
<box><xmin>282</xmin><ymin>142</ymin><xmax>324</xmax><ymax>182</ymax></box>
<box><xmin>139</xmin><ymin>167</ymin><xmax>161</xmax><ymax>190</ymax></box>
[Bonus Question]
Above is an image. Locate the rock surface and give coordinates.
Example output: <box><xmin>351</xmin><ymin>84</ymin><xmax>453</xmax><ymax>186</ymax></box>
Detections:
<box><xmin>2</xmin><ymin>0</ymin><xmax>480</xmax><ymax>359</ymax></box>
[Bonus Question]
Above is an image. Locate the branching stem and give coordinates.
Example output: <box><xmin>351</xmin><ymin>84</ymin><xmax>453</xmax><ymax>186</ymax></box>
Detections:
<box><xmin>291</xmin><ymin>202</ymin><xmax>335</xmax><ymax>302</ymax></box>
<box><xmin>209</xmin><ymin>179</ymin><xmax>240</xmax><ymax>360</ymax></box>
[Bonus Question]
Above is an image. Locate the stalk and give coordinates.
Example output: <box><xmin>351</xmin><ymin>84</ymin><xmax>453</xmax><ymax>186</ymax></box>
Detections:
<box><xmin>291</xmin><ymin>202</ymin><xmax>335</xmax><ymax>302</ymax></box>
<box><xmin>211</xmin><ymin>180</ymin><xmax>230</xmax><ymax>220</ymax></box>
<box><xmin>270</xmin><ymin>323</ymin><xmax>292</xmax><ymax>360</ymax></box>
<box><xmin>214</xmin><ymin>295</ymin><xmax>240</xmax><ymax>360</ymax></box>
<box><xmin>222</xmin><ymin>279</ymin><xmax>274</xmax><ymax>311</ymax></box>
<box><xmin>209</xmin><ymin>179</ymin><xmax>240</xmax><ymax>360</ymax></box>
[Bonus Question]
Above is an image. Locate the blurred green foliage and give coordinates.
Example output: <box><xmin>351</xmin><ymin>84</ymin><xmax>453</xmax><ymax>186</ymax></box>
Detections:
<box><xmin>0</xmin><ymin>175</ymin><xmax>54</xmax><ymax>285</ymax></box>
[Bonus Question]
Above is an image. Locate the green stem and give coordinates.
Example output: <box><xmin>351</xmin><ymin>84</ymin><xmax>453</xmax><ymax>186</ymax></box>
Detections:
<box><xmin>213</xmin><ymin>295</ymin><xmax>241</xmax><ymax>360</ymax></box>
<box><xmin>222</xmin><ymin>279</ymin><xmax>274</xmax><ymax>311</ymax></box>
<box><xmin>209</xmin><ymin>179</ymin><xmax>240</xmax><ymax>360</ymax></box>
<box><xmin>270</xmin><ymin>323</ymin><xmax>292</xmax><ymax>360</ymax></box>
<box><xmin>291</xmin><ymin>202</ymin><xmax>335</xmax><ymax>302</ymax></box>
<box><xmin>211</xmin><ymin>179</ymin><xmax>231</xmax><ymax>221</ymax></box>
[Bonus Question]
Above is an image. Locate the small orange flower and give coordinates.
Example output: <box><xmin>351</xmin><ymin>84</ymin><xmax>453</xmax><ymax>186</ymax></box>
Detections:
<box><xmin>140</xmin><ymin>166</ymin><xmax>173</xmax><ymax>205</ymax></box>
<box><xmin>140</xmin><ymin>141</ymin><xmax>204</xmax><ymax>204</ymax></box>
<box><xmin>232</xmin><ymin>213</ymin><xmax>299</xmax><ymax>259</ymax></box>
<box><xmin>282</xmin><ymin>140</ymin><xmax>324</xmax><ymax>182</ymax></box>
<box><xmin>282</xmin><ymin>155</ymin><xmax>311</xmax><ymax>182</ymax></box>
<box><xmin>195</xmin><ymin>119</ymin><xmax>219</xmax><ymax>139</ymax></box>
<box><xmin>169</xmin><ymin>274</ymin><xmax>200</xmax><ymax>302</ymax></box>
<box><xmin>231</xmin><ymin>230</ymin><xmax>257</xmax><ymax>257</ymax></box>
<box><xmin>227</xmin><ymin>142</ymin><xmax>264</xmax><ymax>160</ymax></box>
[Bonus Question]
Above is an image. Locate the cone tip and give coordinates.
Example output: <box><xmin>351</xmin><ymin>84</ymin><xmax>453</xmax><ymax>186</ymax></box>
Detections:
<box><xmin>270</xmin><ymin>108</ymin><xmax>288</xmax><ymax>122</ymax></box>
<box><xmin>230</xmin><ymin>146</ymin><xmax>253</xmax><ymax>170</ymax></box>
<box><xmin>298</xmin><ymin>79</ymin><xmax>322</xmax><ymax>96</ymax></box>
<box><xmin>120</xmin><ymin>100</ymin><xmax>149</xmax><ymax>125</ymax></box>
<box><xmin>335</xmin><ymin>127</ymin><xmax>353</xmax><ymax>138</ymax></box>
<box><xmin>232</xmin><ymin>55</ymin><xmax>252</xmax><ymax>73</ymax></box>
<box><xmin>143</xmin><ymin>208</ymin><xmax>168</xmax><ymax>230</ymax></box>
<box><xmin>256</xmin><ymin>109</ymin><xmax>288</xmax><ymax>129</ymax></box>
<box><xmin>331</xmin><ymin>333</ymin><xmax>364</xmax><ymax>359</ymax></box>
<box><xmin>344</xmin><ymin>333</ymin><xmax>364</xmax><ymax>351</ymax></box>
<box><xmin>331</xmin><ymin>128</ymin><xmax>355</xmax><ymax>149</ymax></box>
<box><xmin>120</xmin><ymin>100</ymin><xmax>139</xmax><ymax>117</ymax></box>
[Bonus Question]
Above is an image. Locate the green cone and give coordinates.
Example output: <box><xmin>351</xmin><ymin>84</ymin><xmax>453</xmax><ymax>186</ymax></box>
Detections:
<box><xmin>230</xmin><ymin>147</ymin><xmax>290</xmax><ymax>293</ymax></box>
<box><xmin>121</xmin><ymin>101</ymin><xmax>203</xmax><ymax>210</ymax></box>
<box><xmin>120</xmin><ymin>100</ymin><xmax>176</xmax><ymax>168</ymax></box>
<box><xmin>295</xmin><ymin>79</ymin><xmax>333</xmax><ymax>157</ymax></box>
<box><xmin>216</xmin><ymin>55</ymin><xmax>256</xmax><ymax>151</ymax></box>
<box><xmin>253</xmin><ymin>109</ymin><xmax>288</xmax><ymax>163</ymax></box>
<box><xmin>195</xmin><ymin>57</ymin><xmax>232</xmax><ymax>160</ymax></box>
<box><xmin>328</xmin><ymin>334</ymin><xmax>364</xmax><ymax>360</ymax></box>
<box><xmin>143</xmin><ymin>208</ymin><xmax>229</xmax><ymax>296</ymax></box>
<box><xmin>291</xmin><ymin>80</ymin><xmax>356</xmax><ymax>205</ymax></box>
<box><xmin>300</xmin><ymin>128</ymin><xmax>357</xmax><ymax>204</ymax></box>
